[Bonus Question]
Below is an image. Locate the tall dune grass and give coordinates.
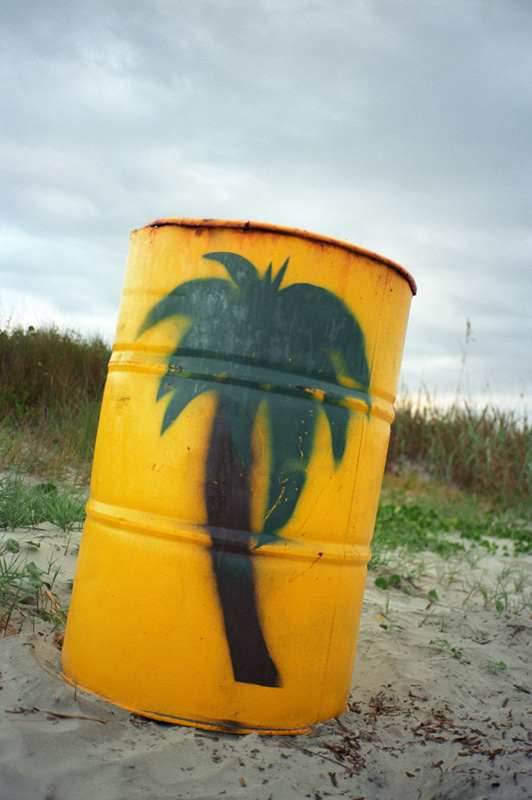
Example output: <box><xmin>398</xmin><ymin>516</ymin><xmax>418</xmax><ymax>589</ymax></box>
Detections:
<box><xmin>0</xmin><ymin>324</ymin><xmax>110</xmax><ymax>482</ymax></box>
<box><xmin>387</xmin><ymin>393</ymin><xmax>531</xmax><ymax>505</ymax></box>
<box><xmin>1</xmin><ymin>323</ymin><xmax>530</xmax><ymax>505</ymax></box>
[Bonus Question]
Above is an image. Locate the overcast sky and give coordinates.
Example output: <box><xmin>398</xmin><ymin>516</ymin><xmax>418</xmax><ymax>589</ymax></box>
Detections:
<box><xmin>2</xmin><ymin>0</ymin><xmax>531</xmax><ymax>408</ymax></box>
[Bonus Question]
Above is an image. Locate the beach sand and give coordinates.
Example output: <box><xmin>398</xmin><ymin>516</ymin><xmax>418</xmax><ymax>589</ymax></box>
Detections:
<box><xmin>1</xmin><ymin>522</ymin><xmax>531</xmax><ymax>800</ymax></box>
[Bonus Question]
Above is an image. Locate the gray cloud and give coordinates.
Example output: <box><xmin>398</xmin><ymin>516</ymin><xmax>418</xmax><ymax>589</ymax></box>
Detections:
<box><xmin>1</xmin><ymin>0</ymin><xmax>531</xmax><ymax>406</ymax></box>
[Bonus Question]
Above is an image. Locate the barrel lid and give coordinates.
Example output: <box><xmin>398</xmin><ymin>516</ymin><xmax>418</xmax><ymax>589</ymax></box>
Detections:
<box><xmin>140</xmin><ymin>218</ymin><xmax>417</xmax><ymax>295</ymax></box>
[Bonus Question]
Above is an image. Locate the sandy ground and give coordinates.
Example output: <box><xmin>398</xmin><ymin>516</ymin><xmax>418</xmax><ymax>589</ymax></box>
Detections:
<box><xmin>1</xmin><ymin>522</ymin><xmax>531</xmax><ymax>800</ymax></box>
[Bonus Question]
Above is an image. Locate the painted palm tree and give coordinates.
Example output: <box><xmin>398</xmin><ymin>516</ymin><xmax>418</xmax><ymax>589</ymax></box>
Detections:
<box><xmin>137</xmin><ymin>251</ymin><xmax>370</xmax><ymax>688</ymax></box>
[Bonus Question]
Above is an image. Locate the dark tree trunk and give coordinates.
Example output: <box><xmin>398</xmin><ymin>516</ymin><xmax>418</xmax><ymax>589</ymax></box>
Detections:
<box><xmin>205</xmin><ymin>398</ymin><xmax>279</xmax><ymax>687</ymax></box>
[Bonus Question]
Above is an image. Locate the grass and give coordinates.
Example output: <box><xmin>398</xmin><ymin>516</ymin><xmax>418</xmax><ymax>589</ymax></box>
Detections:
<box><xmin>0</xmin><ymin>473</ymin><xmax>87</xmax><ymax>534</ymax></box>
<box><xmin>0</xmin><ymin>323</ymin><xmax>110</xmax><ymax>482</ymax></box>
<box><xmin>386</xmin><ymin>392</ymin><xmax>531</xmax><ymax>504</ymax></box>
<box><xmin>0</xmin><ymin>533</ymin><xmax>66</xmax><ymax>638</ymax></box>
<box><xmin>0</xmin><ymin>471</ymin><xmax>85</xmax><ymax>638</ymax></box>
<box><xmin>0</xmin><ymin>321</ymin><xmax>531</xmax><ymax>639</ymax></box>
<box><xmin>370</xmin><ymin>493</ymin><xmax>532</xmax><ymax>566</ymax></box>
<box><xmin>371</xmin><ymin>465</ymin><xmax>532</xmax><ymax>623</ymax></box>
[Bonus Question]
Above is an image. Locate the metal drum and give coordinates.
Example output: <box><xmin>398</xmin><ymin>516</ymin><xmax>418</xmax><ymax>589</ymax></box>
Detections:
<box><xmin>61</xmin><ymin>219</ymin><xmax>416</xmax><ymax>734</ymax></box>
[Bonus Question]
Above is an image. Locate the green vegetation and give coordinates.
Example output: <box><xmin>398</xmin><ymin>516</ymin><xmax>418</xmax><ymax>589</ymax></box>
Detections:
<box><xmin>0</xmin><ymin>533</ymin><xmax>66</xmax><ymax>638</ymax></box>
<box><xmin>0</xmin><ymin>473</ymin><xmax>86</xmax><ymax>533</ymax></box>
<box><xmin>0</xmin><ymin>323</ymin><xmax>110</xmax><ymax>482</ymax></box>
<box><xmin>370</xmin><ymin>499</ymin><xmax>532</xmax><ymax>566</ymax></box>
<box><xmin>430</xmin><ymin>638</ymin><xmax>463</xmax><ymax>660</ymax></box>
<box><xmin>387</xmin><ymin>393</ymin><xmax>531</xmax><ymax>504</ymax></box>
<box><xmin>0</xmin><ymin>472</ymin><xmax>84</xmax><ymax>637</ymax></box>
<box><xmin>487</xmin><ymin>661</ymin><xmax>507</xmax><ymax>675</ymax></box>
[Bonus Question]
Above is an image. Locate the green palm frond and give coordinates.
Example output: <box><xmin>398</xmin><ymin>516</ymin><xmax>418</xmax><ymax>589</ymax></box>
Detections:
<box><xmin>159</xmin><ymin>378</ymin><xmax>212</xmax><ymax>435</ymax></box>
<box><xmin>137</xmin><ymin>279</ymin><xmax>233</xmax><ymax>339</ymax></box>
<box><xmin>259</xmin><ymin>395</ymin><xmax>317</xmax><ymax>545</ymax></box>
<box><xmin>274</xmin><ymin>283</ymin><xmax>370</xmax><ymax>390</ymax></box>
<box><xmin>203</xmin><ymin>252</ymin><xmax>260</xmax><ymax>289</ymax></box>
<box><xmin>137</xmin><ymin>250</ymin><xmax>370</xmax><ymax>542</ymax></box>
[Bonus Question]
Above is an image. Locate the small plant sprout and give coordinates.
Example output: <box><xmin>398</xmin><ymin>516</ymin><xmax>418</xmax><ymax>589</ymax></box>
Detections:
<box><xmin>487</xmin><ymin>661</ymin><xmax>507</xmax><ymax>675</ymax></box>
<box><xmin>430</xmin><ymin>639</ymin><xmax>463</xmax><ymax>660</ymax></box>
<box><xmin>374</xmin><ymin>573</ymin><xmax>402</xmax><ymax>591</ymax></box>
<box><xmin>418</xmin><ymin>588</ymin><xmax>440</xmax><ymax>628</ymax></box>
<box><xmin>376</xmin><ymin>613</ymin><xmax>398</xmax><ymax>631</ymax></box>
<box><xmin>376</xmin><ymin>593</ymin><xmax>399</xmax><ymax>631</ymax></box>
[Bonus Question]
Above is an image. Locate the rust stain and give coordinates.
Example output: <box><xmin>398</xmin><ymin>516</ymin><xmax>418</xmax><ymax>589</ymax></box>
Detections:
<box><xmin>263</xmin><ymin>485</ymin><xmax>286</xmax><ymax>522</ymax></box>
<box><xmin>135</xmin><ymin>218</ymin><xmax>417</xmax><ymax>294</ymax></box>
<box><xmin>256</xmin><ymin>423</ymin><xmax>266</xmax><ymax>459</ymax></box>
<box><xmin>288</xmin><ymin>552</ymin><xmax>323</xmax><ymax>583</ymax></box>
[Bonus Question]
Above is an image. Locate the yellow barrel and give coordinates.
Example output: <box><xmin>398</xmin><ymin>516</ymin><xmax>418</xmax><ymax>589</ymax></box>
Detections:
<box><xmin>61</xmin><ymin>219</ymin><xmax>416</xmax><ymax>734</ymax></box>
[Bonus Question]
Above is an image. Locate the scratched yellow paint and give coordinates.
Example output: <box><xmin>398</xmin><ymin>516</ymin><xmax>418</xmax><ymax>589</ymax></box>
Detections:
<box><xmin>61</xmin><ymin>219</ymin><xmax>415</xmax><ymax>733</ymax></box>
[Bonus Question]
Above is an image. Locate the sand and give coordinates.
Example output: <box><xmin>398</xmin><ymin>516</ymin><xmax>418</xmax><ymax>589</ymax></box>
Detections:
<box><xmin>1</xmin><ymin>522</ymin><xmax>531</xmax><ymax>800</ymax></box>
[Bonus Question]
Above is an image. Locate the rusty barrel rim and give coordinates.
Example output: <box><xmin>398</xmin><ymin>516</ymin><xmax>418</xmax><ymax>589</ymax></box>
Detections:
<box><xmin>138</xmin><ymin>217</ymin><xmax>417</xmax><ymax>295</ymax></box>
